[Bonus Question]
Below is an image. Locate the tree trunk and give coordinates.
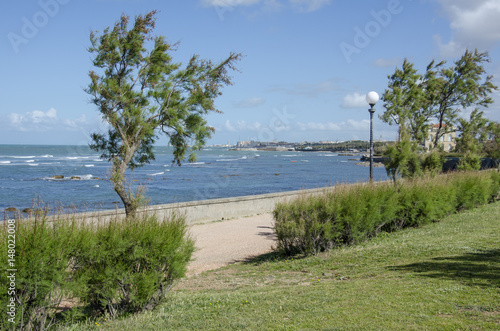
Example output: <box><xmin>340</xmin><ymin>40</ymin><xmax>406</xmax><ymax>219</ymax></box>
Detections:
<box><xmin>111</xmin><ymin>151</ymin><xmax>138</xmax><ymax>219</ymax></box>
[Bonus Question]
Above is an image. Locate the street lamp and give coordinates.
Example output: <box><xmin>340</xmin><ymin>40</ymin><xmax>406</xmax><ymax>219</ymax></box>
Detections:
<box><xmin>366</xmin><ymin>91</ymin><xmax>379</xmax><ymax>182</ymax></box>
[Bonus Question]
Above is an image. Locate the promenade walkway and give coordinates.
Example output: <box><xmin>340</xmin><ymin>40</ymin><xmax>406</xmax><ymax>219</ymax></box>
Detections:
<box><xmin>186</xmin><ymin>213</ymin><xmax>276</xmax><ymax>276</ymax></box>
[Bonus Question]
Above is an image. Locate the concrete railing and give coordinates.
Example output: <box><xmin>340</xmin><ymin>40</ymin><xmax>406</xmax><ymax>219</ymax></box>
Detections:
<box><xmin>31</xmin><ymin>186</ymin><xmax>338</xmax><ymax>226</ymax></box>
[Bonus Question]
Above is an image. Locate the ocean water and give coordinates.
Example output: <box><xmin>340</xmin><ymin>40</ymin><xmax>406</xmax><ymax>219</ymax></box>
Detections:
<box><xmin>0</xmin><ymin>145</ymin><xmax>388</xmax><ymax>214</ymax></box>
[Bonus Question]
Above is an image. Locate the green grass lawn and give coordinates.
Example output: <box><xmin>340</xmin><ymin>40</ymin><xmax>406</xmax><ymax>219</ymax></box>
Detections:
<box><xmin>67</xmin><ymin>202</ymin><xmax>500</xmax><ymax>330</ymax></box>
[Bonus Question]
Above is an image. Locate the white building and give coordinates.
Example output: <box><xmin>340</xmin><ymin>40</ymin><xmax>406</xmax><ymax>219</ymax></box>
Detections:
<box><xmin>423</xmin><ymin>124</ymin><xmax>456</xmax><ymax>152</ymax></box>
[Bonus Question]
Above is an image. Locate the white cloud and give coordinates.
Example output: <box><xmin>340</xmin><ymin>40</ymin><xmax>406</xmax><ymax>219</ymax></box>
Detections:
<box><xmin>200</xmin><ymin>0</ymin><xmax>330</xmax><ymax>12</ymax></box>
<box><xmin>433</xmin><ymin>35</ymin><xmax>465</xmax><ymax>59</ymax></box>
<box><xmin>373</xmin><ymin>57</ymin><xmax>401</xmax><ymax>68</ymax></box>
<box><xmin>295</xmin><ymin>119</ymin><xmax>371</xmax><ymax>135</ymax></box>
<box><xmin>297</xmin><ymin>121</ymin><xmax>341</xmax><ymax>131</ymax></box>
<box><xmin>341</xmin><ymin>92</ymin><xmax>367</xmax><ymax>109</ymax></box>
<box><xmin>224</xmin><ymin>119</ymin><xmax>237</xmax><ymax>132</ymax></box>
<box><xmin>435</xmin><ymin>0</ymin><xmax>500</xmax><ymax>57</ymax></box>
<box><xmin>6</xmin><ymin>108</ymin><xmax>88</xmax><ymax>132</ymax></box>
<box><xmin>234</xmin><ymin>97</ymin><xmax>265</xmax><ymax>108</ymax></box>
<box><xmin>346</xmin><ymin>119</ymin><xmax>369</xmax><ymax>130</ymax></box>
<box><xmin>201</xmin><ymin>0</ymin><xmax>260</xmax><ymax>7</ymax></box>
<box><xmin>289</xmin><ymin>0</ymin><xmax>331</xmax><ymax>13</ymax></box>
<box><xmin>224</xmin><ymin>119</ymin><xmax>263</xmax><ymax>132</ymax></box>
<box><xmin>262</xmin><ymin>0</ymin><xmax>284</xmax><ymax>13</ymax></box>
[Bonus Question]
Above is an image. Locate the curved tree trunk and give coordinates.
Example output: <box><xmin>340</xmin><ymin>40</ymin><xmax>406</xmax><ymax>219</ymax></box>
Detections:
<box><xmin>111</xmin><ymin>149</ymin><xmax>139</xmax><ymax>219</ymax></box>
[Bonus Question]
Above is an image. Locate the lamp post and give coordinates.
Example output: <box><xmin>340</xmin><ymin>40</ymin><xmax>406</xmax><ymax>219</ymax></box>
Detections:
<box><xmin>366</xmin><ymin>91</ymin><xmax>379</xmax><ymax>182</ymax></box>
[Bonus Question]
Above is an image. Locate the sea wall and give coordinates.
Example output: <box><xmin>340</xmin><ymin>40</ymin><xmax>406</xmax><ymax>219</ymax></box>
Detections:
<box><xmin>54</xmin><ymin>186</ymin><xmax>338</xmax><ymax>226</ymax></box>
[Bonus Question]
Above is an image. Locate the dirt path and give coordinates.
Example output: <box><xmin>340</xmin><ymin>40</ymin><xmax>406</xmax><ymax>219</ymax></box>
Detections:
<box><xmin>186</xmin><ymin>213</ymin><xmax>276</xmax><ymax>276</ymax></box>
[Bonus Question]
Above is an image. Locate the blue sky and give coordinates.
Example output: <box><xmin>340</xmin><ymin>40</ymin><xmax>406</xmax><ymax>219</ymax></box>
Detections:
<box><xmin>1</xmin><ymin>0</ymin><xmax>500</xmax><ymax>145</ymax></box>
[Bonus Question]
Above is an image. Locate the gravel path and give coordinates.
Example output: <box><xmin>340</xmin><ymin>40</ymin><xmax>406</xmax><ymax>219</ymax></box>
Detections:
<box><xmin>186</xmin><ymin>213</ymin><xmax>276</xmax><ymax>276</ymax></box>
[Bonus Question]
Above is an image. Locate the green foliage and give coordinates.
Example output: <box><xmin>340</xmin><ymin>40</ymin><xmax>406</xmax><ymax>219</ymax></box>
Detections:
<box><xmin>393</xmin><ymin>177</ymin><xmax>456</xmax><ymax>230</ymax></box>
<box><xmin>427</xmin><ymin>50</ymin><xmax>497</xmax><ymax>148</ymax></box>
<box><xmin>483</xmin><ymin>121</ymin><xmax>500</xmax><ymax>159</ymax></box>
<box><xmin>274</xmin><ymin>183</ymin><xmax>400</xmax><ymax>255</ymax></box>
<box><xmin>381</xmin><ymin>59</ymin><xmax>430</xmax><ymax>143</ymax></box>
<box><xmin>453</xmin><ymin>172</ymin><xmax>492</xmax><ymax>211</ymax></box>
<box><xmin>457</xmin><ymin>151</ymin><xmax>482</xmax><ymax>171</ymax></box>
<box><xmin>86</xmin><ymin>11</ymin><xmax>241</xmax><ymax>217</ymax></box>
<box><xmin>0</xmin><ymin>216</ymin><xmax>79</xmax><ymax>330</ymax></box>
<box><xmin>72</xmin><ymin>214</ymin><xmax>194</xmax><ymax>318</ymax></box>
<box><xmin>274</xmin><ymin>171</ymin><xmax>499</xmax><ymax>256</ymax></box>
<box><xmin>273</xmin><ymin>195</ymin><xmax>341</xmax><ymax>255</ymax></box>
<box><xmin>0</xmin><ymin>213</ymin><xmax>194</xmax><ymax>329</ymax></box>
<box><xmin>383</xmin><ymin>138</ymin><xmax>422</xmax><ymax>182</ymax></box>
<box><xmin>380</xmin><ymin>49</ymin><xmax>498</xmax><ymax>177</ymax></box>
<box><xmin>421</xmin><ymin>149</ymin><xmax>445</xmax><ymax>175</ymax></box>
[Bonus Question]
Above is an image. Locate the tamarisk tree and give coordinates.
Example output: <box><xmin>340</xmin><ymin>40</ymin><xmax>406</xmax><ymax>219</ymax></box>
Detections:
<box><xmin>86</xmin><ymin>11</ymin><xmax>241</xmax><ymax>217</ymax></box>
<box><xmin>426</xmin><ymin>49</ymin><xmax>496</xmax><ymax>149</ymax></box>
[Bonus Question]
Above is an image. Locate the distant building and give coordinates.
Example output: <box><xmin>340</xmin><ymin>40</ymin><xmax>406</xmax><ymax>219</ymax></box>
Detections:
<box><xmin>423</xmin><ymin>124</ymin><xmax>456</xmax><ymax>152</ymax></box>
<box><xmin>236</xmin><ymin>140</ymin><xmax>260</xmax><ymax>148</ymax></box>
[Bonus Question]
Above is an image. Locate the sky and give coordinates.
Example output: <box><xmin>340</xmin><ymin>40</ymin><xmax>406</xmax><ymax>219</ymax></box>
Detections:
<box><xmin>1</xmin><ymin>0</ymin><xmax>500</xmax><ymax>146</ymax></box>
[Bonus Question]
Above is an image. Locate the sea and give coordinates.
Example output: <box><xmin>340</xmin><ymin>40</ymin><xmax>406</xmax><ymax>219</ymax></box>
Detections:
<box><xmin>0</xmin><ymin>145</ymin><xmax>388</xmax><ymax>214</ymax></box>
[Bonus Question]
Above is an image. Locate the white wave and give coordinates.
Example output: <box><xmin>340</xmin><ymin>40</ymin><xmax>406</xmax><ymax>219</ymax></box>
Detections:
<box><xmin>84</xmin><ymin>164</ymin><xmax>95</xmax><ymax>168</ymax></box>
<box><xmin>283</xmin><ymin>154</ymin><xmax>298</xmax><ymax>157</ymax></box>
<box><xmin>187</xmin><ymin>162</ymin><xmax>205</xmax><ymax>165</ymax></box>
<box><xmin>0</xmin><ymin>161</ymin><xmax>11</xmax><ymax>164</ymax></box>
<box><xmin>10</xmin><ymin>155</ymin><xmax>36</xmax><ymax>159</ymax></box>
<box><xmin>94</xmin><ymin>185</ymin><xmax>100</xmax><ymax>188</ymax></box>
<box><xmin>66</xmin><ymin>156</ymin><xmax>90</xmax><ymax>160</ymax></box>
<box><xmin>79</xmin><ymin>174</ymin><xmax>94</xmax><ymax>180</ymax></box>
<box><xmin>150</xmin><ymin>172</ymin><xmax>164</xmax><ymax>176</ymax></box>
<box><xmin>40</xmin><ymin>154</ymin><xmax>54</xmax><ymax>158</ymax></box>
<box><xmin>25</xmin><ymin>160</ymin><xmax>35</xmax><ymax>163</ymax></box>
<box><xmin>28</xmin><ymin>163</ymin><xmax>39</xmax><ymax>166</ymax></box>
<box><xmin>216</xmin><ymin>158</ymin><xmax>239</xmax><ymax>162</ymax></box>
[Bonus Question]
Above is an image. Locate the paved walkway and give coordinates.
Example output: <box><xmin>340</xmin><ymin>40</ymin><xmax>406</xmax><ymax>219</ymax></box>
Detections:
<box><xmin>186</xmin><ymin>213</ymin><xmax>276</xmax><ymax>276</ymax></box>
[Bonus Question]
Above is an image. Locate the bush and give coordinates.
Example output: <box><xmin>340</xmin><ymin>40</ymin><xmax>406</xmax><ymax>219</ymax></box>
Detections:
<box><xmin>274</xmin><ymin>183</ymin><xmax>399</xmax><ymax>255</ymax></box>
<box><xmin>71</xmin><ymin>213</ymin><xmax>194</xmax><ymax>318</ymax></box>
<box><xmin>335</xmin><ymin>183</ymin><xmax>397</xmax><ymax>244</ymax></box>
<box><xmin>0</xmin><ymin>212</ymin><xmax>194</xmax><ymax>330</ymax></box>
<box><xmin>452</xmin><ymin>172</ymin><xmax>492</xmax><ymax>211</ymax></box>
<box><xmin>274</xmin><ymin>194</ymin><xmax>341</xmax><ymax>255</ymax></box>
<box><xmin>0</xmin><ymin>216</ymin><xmax>79</xmax><ymax>330</ymax></box>
<box><xmin>274</xmin><ymin>171</ymin><xmax>500</xmax><ymax>256</ymax></box>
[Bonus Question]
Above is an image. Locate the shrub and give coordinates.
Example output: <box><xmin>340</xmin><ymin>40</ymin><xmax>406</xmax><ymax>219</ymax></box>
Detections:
<box><xmin>0</xmin><ymin>211</ymin><xmax>194</xmax><ymax>329</ymax></box>
<box><xmin>273</xmin><ymin>171</ymin><xmax>499</xmax><ymax>256</ymax></box>
<box><xmin>487</xmin><ymin>170</ymin><xmax>500</xmax><ymax>202</ymax></box>
<box><xmin>453</xmin><ymin>172</ymin><xmax>492</xmax><ymax>211</ymax></box>
<box><xmin>71</xmin><ymin>213</ymin><xmax>195</xmax><ymax>318</ymax></box>
<box><xmin>0</xmin><ymin>216</ymin><xmax>79</xmax><ymax>330</ymax></box>
<box><xmin>421</xmin><ymin>150</ymin><xmax>445</xmax><ymax>176</ymax></box>
<box><xmin>274</xmin><ymin>194</ymin><xmax>341</xmax><ymax>255</ymax></box>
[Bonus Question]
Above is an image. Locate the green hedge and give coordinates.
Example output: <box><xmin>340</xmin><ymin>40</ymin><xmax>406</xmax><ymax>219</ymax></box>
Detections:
<box><xmin>0</xmin><ymin>213</ymin><xmax>194</xmax><ymax>330</ymax></box>
<box><xmin>274</xmin><ymin>171</ymin><xmax>500</xmax><ymax>256</ymax></box>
